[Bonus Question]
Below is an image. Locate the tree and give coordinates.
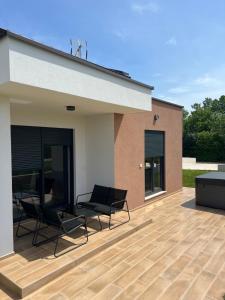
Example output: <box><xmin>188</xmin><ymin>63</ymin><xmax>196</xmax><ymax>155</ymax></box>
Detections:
<box><xmin>183</xmin><ymin>95</ymin><xmax>225</xmax><ymax>162</ymax></box>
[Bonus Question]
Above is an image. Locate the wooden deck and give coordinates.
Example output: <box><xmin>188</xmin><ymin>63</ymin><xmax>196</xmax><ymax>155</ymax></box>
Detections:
<box><xmin>0</xmin><ymin>204</ymin><xmax>151</xmax><ymax>298</ymax></box>
<box><xmin>1</xmin><ymin>188</ymin><xmax>225</xmax><ymax>299</ymax></box>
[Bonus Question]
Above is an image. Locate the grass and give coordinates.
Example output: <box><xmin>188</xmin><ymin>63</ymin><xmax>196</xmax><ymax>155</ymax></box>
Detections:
<box><xmin>183</xmin><ymin>169</ymin><xmax>212</xmax><ymax>188</ymax></box>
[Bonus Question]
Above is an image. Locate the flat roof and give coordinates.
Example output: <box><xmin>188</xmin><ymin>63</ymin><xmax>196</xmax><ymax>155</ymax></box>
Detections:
<box><xmin>0</xmin><ymin>28</ymin><xmax>154</xmax><ymax>91</ymax></box>
<box><xmin>152</xmin><ymin>97</ymin><xmax>183</xmax><ymax>109</ymax></box>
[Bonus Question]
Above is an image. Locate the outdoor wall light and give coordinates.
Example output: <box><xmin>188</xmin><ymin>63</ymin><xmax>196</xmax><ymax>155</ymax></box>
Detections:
<box><xmin>154</xmin><ymin>114</ymin><xmax>159</xmax><ymax>121</ymax></box>
<box><xmin>66</xmin><ymin>105</ymin><xmax>75</xmax><ymax>111</ymax></box>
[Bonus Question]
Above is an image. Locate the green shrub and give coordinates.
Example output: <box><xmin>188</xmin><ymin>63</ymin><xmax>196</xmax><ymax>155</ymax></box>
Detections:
<box><xmin>195</xmin><ymin>132</ymin><xmax>225</xmax><ymax>162</ymax></box>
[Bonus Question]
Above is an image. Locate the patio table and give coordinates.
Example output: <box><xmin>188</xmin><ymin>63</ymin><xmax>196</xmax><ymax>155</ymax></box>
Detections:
<box><xmin>59</xmin><ymin>206</ymin><xmax>103</xmax><ymax>231</ymax></box>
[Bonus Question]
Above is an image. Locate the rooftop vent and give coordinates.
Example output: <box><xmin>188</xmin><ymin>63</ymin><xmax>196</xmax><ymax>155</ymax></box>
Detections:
<box><xmin>106</xmin><ymin>68</ymin><xmax>131</xmax><ymax>78</ymax></box>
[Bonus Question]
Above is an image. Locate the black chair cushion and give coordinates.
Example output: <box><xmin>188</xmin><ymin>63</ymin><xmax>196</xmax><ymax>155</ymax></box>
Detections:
<box><xmin>94</xmin><ymin>203</ymin><xmax>117</xmax><ymax>215</ymax></box>
<box><xmin>90</xmin><ymin>185</ymin><xmax>110</xmax><ymax>204</ymax></box>
<box><xmin>78</xmin><ymin>202</ymin><xmax>97</xmax><ymax>209</ymax></box>
<box><xmin>77</xmin><ymin>186</ymin><xmax>127</xmax><ymax>213</ymax></box>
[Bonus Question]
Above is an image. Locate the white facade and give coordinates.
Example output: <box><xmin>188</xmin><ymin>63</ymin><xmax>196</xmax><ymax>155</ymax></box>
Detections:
<box><xmin>0</xmin><ymin>30</ymin><xmax>153</xmax><ymax>257</ymax></box>
<box><xmin>0</xmin><ymin>37</ymin><xmax>9</xmax><ymax>84</ymax></box>
<box><xmin>0</xmin><ymin>97</ymin><xmax>13</xmax><ymax>257</ymax></box>
<box><xmin>86</xmin><ymin>114</ymin><xmax>114</xmax><ymax>189</ymax></box>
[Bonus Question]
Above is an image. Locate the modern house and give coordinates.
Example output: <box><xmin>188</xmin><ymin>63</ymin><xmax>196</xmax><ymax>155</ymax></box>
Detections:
<box><xmin>0</xmin><ymin>28</ymin><xmax>183</xmax><ymax>259</ymax></box>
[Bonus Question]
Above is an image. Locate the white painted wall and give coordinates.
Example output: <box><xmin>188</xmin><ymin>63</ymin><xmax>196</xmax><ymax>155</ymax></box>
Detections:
<box><xmin>182</xmin><ymin>157</ymin><xmax>219</xmax><ymax>171</ymax></box>
<box><xmin>0</xmin><ymin>97</ymin><xmax>14</xmax><ymax>257</ymax></box>
<box><xmin>86</xmin><ymin>114</ymin><xmax>114</xmax><ymax>190</ymax></box>
<box><xmin>7</xmin><ymin>37</ymin><xmax>151</xmax><ymax>111</ymax></box>
<box><xmin>182</xmin><ymin>157</ymin><xmax>196</xmax><ymax>164</ymax></box>
<box><xmin>0</xmin><ymin>37</ymin><xmax>10</xmax><ymax>84</ymax></box>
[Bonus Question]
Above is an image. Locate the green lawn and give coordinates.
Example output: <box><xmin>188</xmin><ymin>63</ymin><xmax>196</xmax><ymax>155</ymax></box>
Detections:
<box><xmin>183</xmin><ymin>169</ymin><xmax>212</xmax><ymax>188</ymax></box>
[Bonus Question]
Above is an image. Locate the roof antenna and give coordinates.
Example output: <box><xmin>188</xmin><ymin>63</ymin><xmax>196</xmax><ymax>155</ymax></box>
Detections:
<box><xmin>70</xmin><ymin>39</ymin><xmax>73</xmax><ymax>55</ymax></box>
<box><xmin>70</xmin><ymin>39</ymin><xmax>88</xmax><ymax>60</ymax></box>
<box><xmin>85</xmin><ymin>40</ymin><xmax>88</xmax><ymax>60</ymax></box>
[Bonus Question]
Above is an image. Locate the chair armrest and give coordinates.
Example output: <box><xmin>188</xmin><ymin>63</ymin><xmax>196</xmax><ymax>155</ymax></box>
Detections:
<box><xmin>76</xmin><ymin>192</ymin><xmax>92</xmax><ymax>204</ymax></box>
<box><xmin>110</xmin><ymin>199</ymin><xmax>126</xmax><ymax>207</ymax></box>
<box><xmin>109</xmin><ymin>199</ymin><xmax>127</xmax><ymax>211</ymax></box>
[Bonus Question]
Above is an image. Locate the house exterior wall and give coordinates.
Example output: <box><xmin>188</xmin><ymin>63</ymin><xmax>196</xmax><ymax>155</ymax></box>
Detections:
<box><xmin>86</xmin><ymin>114</ymin><xmax>114</xmax><ymax>190</ymax></box>
<box><xmin>0</xmin><ymin>97</ymin><xmax>13</xmax><ymax>257</ymax></box>
<box><xmin>0</xmin><ymin>37</ymin><xmax>9</xmax><ymax>84</ymax></box>
<box><xmin>114</xmin><ymin>99</ymin><xmax>183</xmax><ymax>209</ymax></box>
<box><xmin>12</xmin><ymin>99</ymin><xmax>182</xmax><ymax>211</ymax></box>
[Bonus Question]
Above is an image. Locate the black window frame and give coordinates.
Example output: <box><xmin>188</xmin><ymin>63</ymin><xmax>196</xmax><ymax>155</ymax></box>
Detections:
<box><xmin>144</xmin><ymin>130</ymin><xmax>165</xmax><ymax>196</ymax></box>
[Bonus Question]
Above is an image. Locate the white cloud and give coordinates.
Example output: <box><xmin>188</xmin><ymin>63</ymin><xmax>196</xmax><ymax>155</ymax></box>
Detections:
<box><xmin>194</xmin><ymin>73</ymin><xmax>221</xmax><ymax>86</ymax></box>
<box><xmin>168</xmin><ymin>86</ymin><xmax>189</xmax><ymax>94</ymax></box>
<box><xmin>131</xmin><ymin>2</ymin><xmax>159</xmax><ymax>14</ymax></box>
<box><xmin>166</xmin><ymin>37</ymin><xmax>177</xmax><ymax>46</ymax></box>
<box><xmin>169</xmin><ymin>90</ymin><xmax>225</xmax><ymax>111</ymax></box>
<box><xmin>164</xmin><ymin>67</ymin><xmax>225</xmax><ymax>109</ymax></box>
<box><xmin>113</xmin><ymin>29</ymin><xmax>128</xmax><ymax>41</ymax></box>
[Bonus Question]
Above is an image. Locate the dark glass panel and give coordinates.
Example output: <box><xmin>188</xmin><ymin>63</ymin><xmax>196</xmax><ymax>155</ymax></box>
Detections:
<box><xmin>43</xmin><ymin>145</ymin><xmax>68</xmax><ymax>208</ymax></box>
<box><xmin>145</xmin><ymin>131</ymin><xmax>165</xmax><ymax>196</ymax></box>
<box><xmin>11</xmin><ymin>126</ymin><xmax>73</xmax><ymax>222</ymax></box>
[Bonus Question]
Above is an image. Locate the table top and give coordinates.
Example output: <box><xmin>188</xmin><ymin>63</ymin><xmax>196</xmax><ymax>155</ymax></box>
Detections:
<box><xmin>196</xmin><ymin>171</ymin><xmax>225</xmax><ymax>181</ymax></box>
<box><xmin>13</xmin><ymin>192</ymin><xmax>40</xmax><ymax>200</ymax></box>
<box><xmin>59</xmin><ymin>206</ymin><xmax>101</xmax><ymax>217</ymax></box>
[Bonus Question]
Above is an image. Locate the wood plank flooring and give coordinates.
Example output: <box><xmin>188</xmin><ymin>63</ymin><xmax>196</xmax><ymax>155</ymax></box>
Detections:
<box><xmin>0</xmin><ymin>187</ymin><xmax>225</xmax><ymax>299</ymax></box>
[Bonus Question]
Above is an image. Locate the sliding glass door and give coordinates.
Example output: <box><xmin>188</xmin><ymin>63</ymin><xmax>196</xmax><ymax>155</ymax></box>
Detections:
<box><xmin>11</xmin><ymin>126</ymin><xmax>74</xmax><ymax>222</ymax></box>
<box><xmin>145</xmin><ymin>131</ymin><xmax>165</xmax><ymax>197</ymax></box>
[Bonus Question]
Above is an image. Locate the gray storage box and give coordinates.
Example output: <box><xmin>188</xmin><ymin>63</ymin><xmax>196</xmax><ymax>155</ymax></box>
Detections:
<box><xmin>195</xmin><ymin>172</ymin><xmax>225</xmax><ymax>210</ymax></box>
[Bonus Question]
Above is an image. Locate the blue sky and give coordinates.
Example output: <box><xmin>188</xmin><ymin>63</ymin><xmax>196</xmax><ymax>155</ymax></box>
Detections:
<box><xmin>1</xmin><ymin>0</ymin><xmax>225</xmax><ymax>109</ymax></box>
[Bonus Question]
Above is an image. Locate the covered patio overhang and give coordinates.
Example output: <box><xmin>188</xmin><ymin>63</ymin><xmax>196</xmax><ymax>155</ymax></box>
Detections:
<box><xmin>0</xmin><ymin>81</ymin><xmax>150</xmax><ymax>116</ymax></box>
